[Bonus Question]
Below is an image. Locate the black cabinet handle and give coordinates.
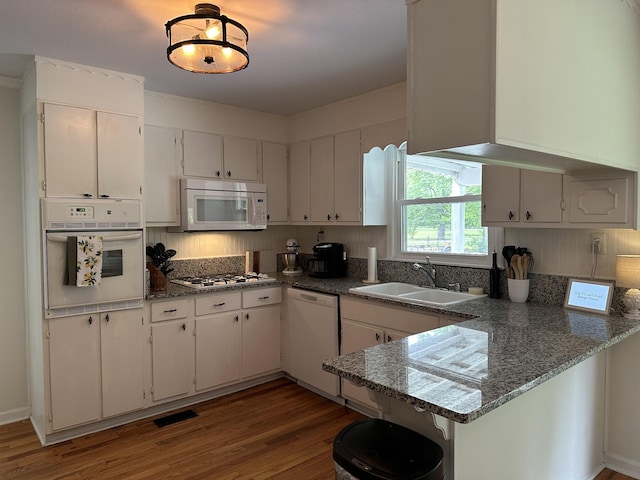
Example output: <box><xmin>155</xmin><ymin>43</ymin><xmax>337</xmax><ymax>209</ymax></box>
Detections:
<box><xmin>83</xmin><ymin>193</ymin><xmax>93</xmax><ymax>198</ymax></box>
<box><xmin>335</xmin><ymin>213</ymin><xmax>339</xmax><ymax>220</ymax></box>
<box><xmin>88</xmin><ymin>316</ymin><xmax>93</xmax><ymax>325</ymax></box>
<box><xmin>303</xmin><ymin>215</ymin><xmax>308</xmax><ymax>221</ymax></box>
<box><xmin>267</xmin><ymin>214</ymin><xmax>270</xmax><ymax>220</ymax></box>
<box><xmin>375</xmin><ymin>333</ymin><xmax>380</xmax><ymax>341</ymax></box>
<box><xmin>525</xmin><ymin>211</ymin><xmax>532</xmax><ymax>220</ymax></box>
<box><xmin>163</xmin><ymin>308</ymin><xmax>177</xmax><ymax>313</ymax></box>
<box><xmin>387</xmin><ymin>335</ymin><xmax>392</xmax><ymax>342</ymax></box>
<box><xmin>181</xmin><ymin>323</ymin><xmax>186</xmax><ymax>331</ymax></box>
<box><xmin>99</xmin><ymin>194</ymin><xmax>110</xmax><ymax>198</ymax></box>
<box><xmin>327</xmin><ymin>214</ymin><xmax>332</xmax><ymax>221</ymax></box>
<box><xmin>216</xmin><ymin>170</ymin><xmax>221</xmax><ymax>177</ymax></box>
<box><xmin>508</xmin><ymin>211</ymin><xmax>514</xmax><ymax>220</ymax></box>
<box><xmin>234</xmin><ymin>315</ymin><xmax>239</xmax><ymax>322</ymax></box>
<box><xmin>227</xmin><ymin>170</ymin><xmax>231</xmax><ymax>177</ymax></box>
<box><xmin>105</xmin><ymin>314</ymin><xmax>110</xmax><ymax>323</ymax></box>
<box><xmin>258</xmin><ymin>296</ymin><xmax>270</xmax><ymax>300</ymax></box>
<box><xmin>213</xmin><ymin>302</ymin><xmax>226</xmax><ymax>307</ymax></box>
<box><xmin>245</xmin><ymin>314</ymin><xmax>249</xmax><ymax>320</ymax></box>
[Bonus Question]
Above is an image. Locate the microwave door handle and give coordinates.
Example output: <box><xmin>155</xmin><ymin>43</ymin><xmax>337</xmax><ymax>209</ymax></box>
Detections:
<box><xmin>47</xmin><ymin>232</ymin><xmax>142</xmax><ymax>243</ymax></box>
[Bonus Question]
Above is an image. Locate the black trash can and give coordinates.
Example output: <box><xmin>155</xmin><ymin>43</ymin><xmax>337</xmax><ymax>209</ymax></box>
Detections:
<box><xmin>333</xmin><ymin>418</ymin><xmax>444</xmax><ymax>480</ymax></box>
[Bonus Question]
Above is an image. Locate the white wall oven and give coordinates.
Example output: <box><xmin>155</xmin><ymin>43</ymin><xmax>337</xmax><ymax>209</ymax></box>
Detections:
<box><xmin>42</xmin><ymin>198</ymin><xmax>144</xmax><ymax>318</ymax></box>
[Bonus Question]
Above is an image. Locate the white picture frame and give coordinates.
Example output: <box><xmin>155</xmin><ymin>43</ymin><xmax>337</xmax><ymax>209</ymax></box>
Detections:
<box><xmin>564</xmin><ymin>278</ymin><xmax>614</xmax><ymax>314</ymax></box>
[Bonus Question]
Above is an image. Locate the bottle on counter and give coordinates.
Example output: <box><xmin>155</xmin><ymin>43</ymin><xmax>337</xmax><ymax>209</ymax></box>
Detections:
<box><xmin>489</xmin><ymin>249</ymin><xmax>500</xmax><ymax>298</ymax></box>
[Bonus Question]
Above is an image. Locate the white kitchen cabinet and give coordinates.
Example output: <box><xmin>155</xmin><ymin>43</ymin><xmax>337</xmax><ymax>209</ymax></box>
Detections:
<box><xmin>182</xmin><ymin>130</ymin><xmax>223</xmax><ymax>178</ymax></box>
<box><xmin>262</xmin><ymin>141</ymin><xmax>288</xmax><ymax>224</ymax></box>
<box><xmin>223</xmin><ymin>136</ymin><xmax>258</xmax><ymax>181</ymax></box>
<box><xmin>564</xmin><ymin>172</ymin><xmax>635</xmax><ymax>228</ymax></box>
<box><xmin>242</xmin><ymin>305</ymin><xmax>281</xmax><ymax>378</ymax></box>
<box><xmin>48</xmin><ymin>314</ymin><xmax>101</xmax><ymax>431</ymax></box>
<box><xmin>407</xmin><ymin>0</ymin><xmax>640</xmax><ymax>178</ymax></box>
<box><xmin>310</xmin><ymin>136</ymin><xmax>335</xmax><ymax>223</ymax></box>
<box><xmin>144</xmin><ymin>125</ymin><xmax>182</xmax><ymax>226</ymax></box>
<box><xmin>48</xmin><ymin>309</ymin><xmax>144</xmax><ymax>431</ymax></box>
<box><xmin>339</xmin><ymin>296</ymin><xmax>440</xmax><ymax>410</ymax></box>
<box><xmin>195</xmin><ymin>312</ymin><xmax>242</xmax><ymax>391</ymax></box>
<box><xmin>182</xmin><ymin>130</ymin><xmax>258</xmax><ymax>182</ymax></box>
<box><xmin>289</xmin><ymin>141</ymin><xmax>311</xmax><ymax>222</ymax></box>
<box><xmin>482</xmin><ymin>165</ymin><xmax>562</xmax><ymax>226</ymax></box>
<box><xmin>151</xmin><ymin>319</ymin><xmax>194</xmax><ymax>401</ymax></box>
<box><xmin>101</xmin><ymin>309</ymin><xmax>145</xmax><ymax>418</ymax></box>
<box><xmin>43</xmin><ymin>103</ymin><xmax>142</xmax><ymax>199</ymax></box>
<box><xmin>333</xmin><ymin>130</ymin><xmax>362</xmax><ymax>223</ymax></box>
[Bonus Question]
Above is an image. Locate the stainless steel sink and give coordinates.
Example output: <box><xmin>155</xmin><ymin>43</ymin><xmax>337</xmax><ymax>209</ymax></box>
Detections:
<box><xmin>349</xmin><ymin>282</ymin><xmax>485</xmax><ymax>307</ymax></box>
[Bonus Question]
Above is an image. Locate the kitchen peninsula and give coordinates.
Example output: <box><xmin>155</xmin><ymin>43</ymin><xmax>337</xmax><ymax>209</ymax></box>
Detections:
<box><xmin>323</xmin><ymin>295</ymin><xmax>640</xmax><ymax>479</ymax></box>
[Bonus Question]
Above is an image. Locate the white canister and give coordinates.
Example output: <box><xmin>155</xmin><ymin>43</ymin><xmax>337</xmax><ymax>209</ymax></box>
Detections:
<box><xmin>508</xmin><ymin>278</ymin><xmax>530</xmax><ymax>303</ymax></box>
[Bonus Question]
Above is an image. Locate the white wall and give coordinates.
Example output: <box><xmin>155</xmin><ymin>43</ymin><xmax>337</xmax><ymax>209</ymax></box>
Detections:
<box><xmin>0</xmin><ymin>79</ymin><xmax>29</xmax><ymax>424</ymax></box>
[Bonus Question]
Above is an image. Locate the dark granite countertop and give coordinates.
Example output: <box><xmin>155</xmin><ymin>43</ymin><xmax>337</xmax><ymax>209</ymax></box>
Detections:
<box><xmin>322</xmin><ymin>296</ymin><xmax>640</xmax><ymax>423</ymax></box>
<box><xmin>147</xmin><ymin>271</ymin><xmax>640</xmax><ymax>425</ymax></box>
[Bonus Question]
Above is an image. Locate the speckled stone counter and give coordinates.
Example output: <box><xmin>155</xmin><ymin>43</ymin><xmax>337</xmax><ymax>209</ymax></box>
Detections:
<box><xmin>322</xmin><ymin>297</ymin><xmax>640</xmax><ymax>424</ymax></box>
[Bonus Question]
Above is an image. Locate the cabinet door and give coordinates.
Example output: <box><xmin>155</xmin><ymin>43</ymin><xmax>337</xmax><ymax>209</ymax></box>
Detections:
<box><xmin>565</xmin><ymin>175</ymin><xmax>632</xmax><ymax>226</ymax></box>
<box><xmin>223</xmin><ymin>136</ymin><xmax>258</xmax><ymax>181</ymax></box>
<box><xmin>97</xmin><ymin>111</ymin><xmax>142</xmax><ymax>199</ymax></box>
<box><xmin>262</xmin><ymin>141</ymin><xmax>289</xmax><ymax>223</ymax></box>
<box><xmin>521</xmin><ymin>170</ymin><xmax>562</xmax><ymax>223</ymax></box>
<box><xmin>195</xmin><ymin>312</ymin><xmax>242</xmax><ymax>391</ymax></box>
<box><xmin>385</xmin><ymin>328</ymin><xmax>410</xmax><ymax>343</ymax></box>
<box><xmin>183</xmin><ymin>130</ymin><xmax>224</xmax><ymax>178</ymax></box>
<box><xmin>151</xmin><ymin>320</ymin><xmax>193</xmax><ymax>401</ymax></box>
<box><xmin>310</xmin><ymin>136</ymin><xmax>335</xmax><ymax>222</ymax></box>
<box><xmin>482</xmin><ymin>165</ymin><xmax>520</xmax><ymax>223</ymax></box>
<box><xmin>43</xmin><ymin>103</ymin><xmax>96</xmax><ymax>198</ymax></box>
<box><xmin>48</xmin><ymin>314</ymin><xmax>101</xmax><ymax>430</ymax></box>
<box><xmin>289</xmin><ymin>141</ymin><xmax>311</xmax><ymax>222</ymax></box>
<box><xmin>144</xmin><ymin>125</ymin><xmax>181</xmax><ymax>225</ymax></box>
<box><xmin>242</xmin><ymin>305</ymin><xmax>281</xmax><ymax>378</ymax></box>
<box><xmin>334</xmin><ymin>130</ymin><xmax>362</xmax><ymax>223</ymax></box>
<box><xmin>101</xmin><ymin>310</ymin><xmax>144</xmax><ymax>418</ymax></box>
<box><xmin>340</xmin><ymin>319</ymin><xmax>384</xmax><ymax>409</ymax></box>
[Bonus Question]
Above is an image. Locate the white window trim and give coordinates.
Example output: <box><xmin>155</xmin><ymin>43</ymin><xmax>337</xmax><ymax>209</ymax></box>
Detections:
<box><xmin>387</xmin><ymin>144</ymin><xmax>504</xmax><ymax>269</ymax></box>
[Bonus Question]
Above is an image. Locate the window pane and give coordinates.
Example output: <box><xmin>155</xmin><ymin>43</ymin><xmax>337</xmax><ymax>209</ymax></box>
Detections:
<box><xmin>405</xmin><ymin>168</ymin><xmax>454</xmax><ymax>200</ymax></box>
<box><xmin>402</xmin><ymin>202</ymin><xmax>488</xmax><ymax>255</ymax></box>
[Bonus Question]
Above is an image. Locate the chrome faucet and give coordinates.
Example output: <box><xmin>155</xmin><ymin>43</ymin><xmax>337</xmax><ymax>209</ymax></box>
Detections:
<box><xmin>413</xmin><ymin>256</ymin><xmax>436</xmax><ymax>288</ymax></box>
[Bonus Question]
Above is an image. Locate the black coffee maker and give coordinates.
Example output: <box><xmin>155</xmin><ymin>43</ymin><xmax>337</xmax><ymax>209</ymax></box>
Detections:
<box><xmin>307</xmin><ymin>242</ymin><xmax>347</xmax><ymax>278</ymax></box>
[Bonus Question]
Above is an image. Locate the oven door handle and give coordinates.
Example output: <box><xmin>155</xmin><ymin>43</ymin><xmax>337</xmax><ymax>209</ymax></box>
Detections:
<box><xmin>47</xmin><ymin>232</ymin><xmax>143</xmax><ymax>243</ymax></box>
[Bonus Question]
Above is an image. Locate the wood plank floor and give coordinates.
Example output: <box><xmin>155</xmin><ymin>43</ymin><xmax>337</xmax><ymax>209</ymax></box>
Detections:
<box><xmin>0</xmin><ymin>378</ymin><xmax>635</xmax><ymax>479</ymax></box>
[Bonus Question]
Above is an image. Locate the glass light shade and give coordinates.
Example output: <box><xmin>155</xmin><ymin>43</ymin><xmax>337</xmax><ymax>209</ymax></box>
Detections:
<box><xmin>166</xmin><ymin>4</ymin><xmax>249</xmax><ymax>74</ymax></box>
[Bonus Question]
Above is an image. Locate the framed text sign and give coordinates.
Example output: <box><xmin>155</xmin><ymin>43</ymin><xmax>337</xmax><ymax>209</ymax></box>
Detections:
<box><xmin>564</xmin><ymin>278</ymin><xmax>614</xmax><ymax>314</ymax></box>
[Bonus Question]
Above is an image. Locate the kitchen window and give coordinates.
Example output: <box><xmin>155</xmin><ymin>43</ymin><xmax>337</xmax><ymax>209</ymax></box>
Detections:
<box><xmin>390</xmin><ymin>144</ymin><xmax>502</xmax><ymax>268</ymax></box>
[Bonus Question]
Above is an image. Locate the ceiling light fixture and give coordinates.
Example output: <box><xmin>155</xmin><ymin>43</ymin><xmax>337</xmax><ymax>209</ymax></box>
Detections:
<box><xmin>166</xmin><ymin>3</ymin><xmax>249</xmax><ymax>74</ymax></box>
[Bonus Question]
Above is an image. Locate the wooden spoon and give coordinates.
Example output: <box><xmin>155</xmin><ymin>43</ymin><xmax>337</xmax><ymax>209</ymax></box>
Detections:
<box><xmin>522</xmin><ymin>254</ymin><xmax>530</xmax><ymax>279</ymax></box>
<box><xmin>511</xmin><ymin>254</ymin><xmax>522</xmax><ymax>280</ymax></box>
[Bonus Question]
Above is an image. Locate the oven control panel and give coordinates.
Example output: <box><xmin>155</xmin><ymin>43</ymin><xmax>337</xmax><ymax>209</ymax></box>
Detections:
<box><xmin>68</xmin><ymin>206</ymin><xmax>95</xmax><ymax>218</ymax></box>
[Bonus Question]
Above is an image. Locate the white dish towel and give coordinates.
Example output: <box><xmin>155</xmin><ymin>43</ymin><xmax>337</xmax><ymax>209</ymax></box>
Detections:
<box><xmin>68</xmin><ymin>235</ymin><xmax>103</xmax><ymax>286</ymax></box>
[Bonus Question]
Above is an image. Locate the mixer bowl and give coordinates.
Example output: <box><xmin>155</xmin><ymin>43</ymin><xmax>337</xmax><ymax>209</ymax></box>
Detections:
<box><xmin>283</xmin><ymin>252</ymin><xmax>299</xmax><ymax>270</ymax></box>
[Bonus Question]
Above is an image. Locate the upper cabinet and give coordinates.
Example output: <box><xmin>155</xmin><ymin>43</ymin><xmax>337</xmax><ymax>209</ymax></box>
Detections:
<box><xmin>261</xmin><ymin>141</ymin><xmax>288</xmax><ymax>224</ymax></box>
<box><xmin>182</xmin><ymin>130</ymin><xmax>258</xmax><ymax>182</ymax></box>
<box><xmin>289</xmin><ymin>141</ymin><xmax>311</xmax><ymax>222</ymax></box>
<box><xmin>482</xmin><ymin>165</ymin><xmax>636</xmax><ymax>228</ymax></box>
<box><xmin>144</xmin><ymin>125</ymin><xmax>182</xmax><ymax>226</ymax></box>
<box><xmin>42</xmin><ymin>103</ymin><xmax>142</xmax><ymax>199</ymax></box>
<box><xmin>407</xmin><ymin>0</ymin><xmax>640</xmax><ymax>175</ymax></box>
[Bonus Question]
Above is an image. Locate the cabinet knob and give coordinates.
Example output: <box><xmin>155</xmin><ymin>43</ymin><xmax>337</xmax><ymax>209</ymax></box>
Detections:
<box><xmin>216</xmin><ymin>170</ymin><xmax>221</xmax><ymax>177</ymax></box>
<box><xmin>335</xmin><ymin>213</ymin><xmax>339</xmax><ymax>220</ymax></box>
<box><xmin>267</xmin><ymin>214</ymin><xmax>270</xmax><ymax>220</ymax></box>
<box><xmin>525</xmin><ymin>211</ymin><xmax>532</xmax><ymax>220</ymax></box>
<box><xmin>327</xmin><ymin>214</ymin><xmax>332</xmax><ymax>221</ymax></box>
<box><xmin>375</xmin><ymin>333</ymin><xmax>380</xmax><ymax>341</ymax></box>
<box><xmin>99</xmin><ymin>194</ymin><xmax>110</xmax><ymax>198</ymax></box>
<box><xmin>83</xmin><ymin>193</ymin><xmax>93</xmax><ymax>198</ymax></box>
<box><xmin>227</xmin><ymin>170</ymin><xmax>231</xmax><ymax>177</ymax></box>
<box><xmin>88</xmin><ymin>316</ymin><xmax>93</xmax><ymax>325</ymax></box>
<box><xmin>303</xmin><ymin>215</ymin><xmax>308</xmax><ymax>221</ymax></box>
<box><xmin>234</xmin><ymin>315</ymin><xmax>239</xmax><ymax>322</ymax></box>
<box><xmin>387</xmin><ymin>335</ymin><xmax>392</xmax><ymax>342</ymax></box>
<box><xmin>508</xmin><ymin>211</ymin><xmax>515</xmax><ymax>220</ymax></box>
<box><xmin>105</xmin><ymin>314</ymin><xmax>110</xmax><ymax>323</ymax></box>
<box><xmin>245</xmin><ymin>313</ymin><xmax>250</xmax><ymax>320</ymax></box>
<box><xmin>181</xmin><ymin>323</ymin><xmax>186</xmax><ymax>331</ymax></box>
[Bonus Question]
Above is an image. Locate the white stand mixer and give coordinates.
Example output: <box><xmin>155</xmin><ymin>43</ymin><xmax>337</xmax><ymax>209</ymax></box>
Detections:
<box><xmin>282</xmin><ymin>238</ymin><xmax>303</xmax><ymax>275</ymax></box>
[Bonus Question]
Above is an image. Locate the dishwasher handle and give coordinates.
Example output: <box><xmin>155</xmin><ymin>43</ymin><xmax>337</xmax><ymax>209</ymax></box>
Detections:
<box><xmin>287</xmin><ymin>287</ymin><xmax>338</xmax><ymax>307</ymax></box>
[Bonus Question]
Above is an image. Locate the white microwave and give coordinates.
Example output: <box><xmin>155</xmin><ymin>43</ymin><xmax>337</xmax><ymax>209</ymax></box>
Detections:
<box><xmin>170</xmin><ymin>178</ymin><xmax>268</xmax><ymax>232</ymax></box>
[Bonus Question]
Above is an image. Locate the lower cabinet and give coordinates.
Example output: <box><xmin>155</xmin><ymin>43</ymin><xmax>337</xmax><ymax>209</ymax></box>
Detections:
<box><xmin>339</xmin><ymin>297</ymin><xmax>440</xmax><ymax>411</ymax></box>
<box><xmin>150</xmin><ymin>287</ymin><xmax>282</xmax><ymax>403</ymax></box>
<box><xmin>47</xmin><ymin>309</ymin><xmax>144</xmax><ymax>431</ymax></box>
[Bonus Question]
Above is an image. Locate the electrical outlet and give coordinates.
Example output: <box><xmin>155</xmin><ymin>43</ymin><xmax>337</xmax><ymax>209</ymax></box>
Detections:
<box><xmin>590</xmin><ymin>232</ymin><xmax>607</xmax><ymax>254</ymax></box>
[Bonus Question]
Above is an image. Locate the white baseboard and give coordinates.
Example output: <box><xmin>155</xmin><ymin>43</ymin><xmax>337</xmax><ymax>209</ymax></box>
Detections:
<box><xmin>605</xmin><ymin>452</ymin><xmax>640</xmax><ymax>479</ymax></box>
<box><xmin>0</xmin><ymin>406</ymin><xmax>31</xmax><ymax>426</ymax></box>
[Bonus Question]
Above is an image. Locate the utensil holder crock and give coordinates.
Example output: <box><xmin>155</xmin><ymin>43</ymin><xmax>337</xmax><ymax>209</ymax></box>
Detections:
<box><xmin>508</xmin><ymin>278</ymin><xmax>530</xmax><ymax>303</ymax></box>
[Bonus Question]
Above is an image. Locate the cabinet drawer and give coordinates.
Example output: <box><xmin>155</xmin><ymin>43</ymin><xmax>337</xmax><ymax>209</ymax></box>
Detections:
<box><xmin>151</xmin><ymin>299</ymin><xmax>189</xmax><ymax>322</ymax></box>
<box><xmin>195</xmin><ymin>292</ymin><xmax>242</xmax><ymax>316</ymax></box>
<box><xmin>243</xmin><ymin>287</ymin><xmax>282</xmax><ymax>308</ymax></box>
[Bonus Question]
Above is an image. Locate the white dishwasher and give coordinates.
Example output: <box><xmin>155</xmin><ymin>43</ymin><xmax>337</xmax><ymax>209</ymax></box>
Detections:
<box><xmin>287</xmin><ymin>287</ymin><xmax>341</xmax><ymax>399</ymax></box>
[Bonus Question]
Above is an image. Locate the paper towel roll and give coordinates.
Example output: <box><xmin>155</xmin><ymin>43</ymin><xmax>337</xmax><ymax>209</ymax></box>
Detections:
<box><xmin>245</xmin><ymin>251</ymin><xmax>253</xmax><ymax>274</ymax></box>
<box><xmin>367</xmin><ymin>247</ymin><xmax>377</xmax><ymax>282</ymax></box>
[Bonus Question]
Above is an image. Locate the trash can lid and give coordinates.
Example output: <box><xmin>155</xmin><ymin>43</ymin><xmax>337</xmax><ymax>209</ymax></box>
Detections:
<box><xmin>333</xmin><ymin>419</ymin><xmax>444</xmax><ymax>480</ymax></box>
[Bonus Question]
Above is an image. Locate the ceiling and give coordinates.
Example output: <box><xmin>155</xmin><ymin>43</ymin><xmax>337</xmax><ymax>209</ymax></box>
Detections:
<box><xmin>0</xmin><ymin>0</ymin><xmax>407</xmax><ymax>115</ymax></box>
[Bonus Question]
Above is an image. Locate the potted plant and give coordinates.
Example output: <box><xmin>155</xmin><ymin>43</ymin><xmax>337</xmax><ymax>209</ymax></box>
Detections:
<box><xmin>146</xmin><ymin>243</ymin><xmax>176</xmax><ymax>292</ymax></box>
